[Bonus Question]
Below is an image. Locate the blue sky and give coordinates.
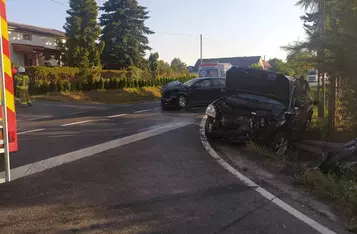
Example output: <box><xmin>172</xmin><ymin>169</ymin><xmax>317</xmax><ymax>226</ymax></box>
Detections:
<box><xmin>7</xmin><ymin>0</ymin><xmax>307</xmax><ymax>65</ymax></box>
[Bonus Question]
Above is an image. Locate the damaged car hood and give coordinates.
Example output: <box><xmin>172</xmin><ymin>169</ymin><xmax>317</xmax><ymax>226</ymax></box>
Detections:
<box><xmin>225</xmin><ymin>67</ymin><xmax>290</xmax><ymax>107</ymax></box>
<box><xmin>218</xmin><ymin>93</ymin><xmax>286</xmax><ymax>116</ymax></box>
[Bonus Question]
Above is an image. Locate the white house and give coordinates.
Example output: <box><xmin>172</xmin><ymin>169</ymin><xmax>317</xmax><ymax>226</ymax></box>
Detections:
<box><xmin>8</xmin><ymin>22</ymin><xmax>66</xmax><ymax>67</ymax></box>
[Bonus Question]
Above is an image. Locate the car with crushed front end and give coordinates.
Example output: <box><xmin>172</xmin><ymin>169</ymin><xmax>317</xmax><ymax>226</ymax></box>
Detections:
<box><xmin>161</xmin><ymin>77</ymin><xmax>226</xmax><ymax>109</ymax></box>
<box><xmin>204</xmin><ymin>67</ymin><xmax>317</xmax><ymax>155</ymax></box>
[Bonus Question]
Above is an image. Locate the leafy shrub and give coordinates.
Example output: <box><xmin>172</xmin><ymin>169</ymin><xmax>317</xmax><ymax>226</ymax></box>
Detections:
<box><xmin>27</xmin><ymin>66</ymin><xmax>197</xmax><ymax>94</ymax></box>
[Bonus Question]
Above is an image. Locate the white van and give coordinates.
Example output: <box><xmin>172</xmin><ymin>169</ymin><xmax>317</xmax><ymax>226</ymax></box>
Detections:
<box><xmin>307</xmin><ymin>69</ymin><xmax>329</xmax><ymax>87</ymax></box>
<box><xmin>198</xmin><ymin>62</ymin><xmax>232</xmax><ymax>78</ymax></box>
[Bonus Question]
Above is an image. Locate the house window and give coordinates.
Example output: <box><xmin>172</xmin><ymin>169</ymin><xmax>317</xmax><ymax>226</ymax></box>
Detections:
<box><xmin>23</xmin><ymin>34</ymin><xmax>32</xmax><ymax>40</ymax></box>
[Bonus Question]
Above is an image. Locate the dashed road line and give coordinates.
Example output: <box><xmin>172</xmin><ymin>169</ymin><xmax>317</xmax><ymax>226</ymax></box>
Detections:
<box><xmin>107</xmin><ymin>113</ymin><xmax>127</xmax><ymax>118</ymax></box>
<box><xmin>67</xmin><ymin>111</ymin><xmax>86</xmax><ymax>115</ymax></box>
<box><xmin>61</xmin><ymin>120</ymin><xmax>94</xmax><ymax>127</ymax></box>
<box><xmin>18</xmin><ymin>129</ymin><xmax>46</xmax><ymax>135</ymax></box>
<box><xmin>199</xmin><ymin>115</ymin><xmax>336</xmax><ymax>234</ymax></box>
<box><xmin>134</xmin><ymin>109</ymin><xmax>150</xmax><ymax>114</ymax></box>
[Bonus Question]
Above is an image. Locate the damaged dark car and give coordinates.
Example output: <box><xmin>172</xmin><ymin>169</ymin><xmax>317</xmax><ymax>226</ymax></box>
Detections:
<box><xmin>204</xmin><ymin>67</ymin><xmax>317</xmax><ymax>155</ymax></box>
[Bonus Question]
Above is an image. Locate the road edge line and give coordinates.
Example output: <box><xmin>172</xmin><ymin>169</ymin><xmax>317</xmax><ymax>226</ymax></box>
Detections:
<box><xmin>199</xmin><ymin>115</ymin><xmax>336</xmax><ymax>234</ymax></box>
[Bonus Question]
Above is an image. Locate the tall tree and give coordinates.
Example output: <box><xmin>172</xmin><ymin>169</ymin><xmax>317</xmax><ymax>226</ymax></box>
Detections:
<box><xmin>287</xmin><ymin>0</ymin><xmax>357</xmax><ymax>135</ymax></box>
<box><xmin>171</xmin><ymin>58</ymin><xmax>188</xmax><ymax>74</ymax></box>
<box><xmin>100</xmin><ymin>0</ymin><xmax>154</xmax><ymax>70</ymax></box>
<box><xmin>64</xmin><ymin>0</ymin><xmax>103</xmax><ymax>68</ymax></box>
<box><xmin>149</xmin><ymin>52</ymin><xmax>159</xmax><ymax>78</ymax></box>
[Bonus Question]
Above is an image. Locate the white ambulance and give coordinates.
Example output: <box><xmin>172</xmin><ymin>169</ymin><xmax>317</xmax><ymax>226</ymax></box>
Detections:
<box><xmin>198</xmin><ymin>62</ymin><xmax>232</xmax><ymax>78</ymax></box>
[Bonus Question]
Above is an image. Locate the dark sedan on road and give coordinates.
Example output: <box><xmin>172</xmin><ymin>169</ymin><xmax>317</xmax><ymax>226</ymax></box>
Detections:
<box><xmin>161</xmin><ymin>77</ymin><xmax>226</xmax><ymax>109</ymax></box>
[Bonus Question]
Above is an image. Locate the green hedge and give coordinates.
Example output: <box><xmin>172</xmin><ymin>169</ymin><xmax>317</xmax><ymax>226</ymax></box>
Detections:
<box><xmin>25</xmin><ymin>66</ymin><xmax>195</xmax><ymax>94</ymax></box>
<box><xmin>25</xmin><ymin>66</ymin><xmax>194</xmax><ymax>81</ymax></box>
<box><xmin>25</xmin><ymin>66</ymin><xmax>126</xmax><ymax>81</ymax></box>
<box><xmin>29</xmin><ymin>76</ymin><xmax>193</xmax><ymax>94</ymax></box>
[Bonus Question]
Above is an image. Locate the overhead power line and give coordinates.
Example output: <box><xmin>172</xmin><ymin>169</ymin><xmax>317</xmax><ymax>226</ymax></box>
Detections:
<box><xmin>49</xmin><ymin>0</ymin><xmax>67</xmax><ymax>7</ymax></box>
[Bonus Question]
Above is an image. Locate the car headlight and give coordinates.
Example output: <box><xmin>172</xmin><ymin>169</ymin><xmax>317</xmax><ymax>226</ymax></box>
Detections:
<box><xmin>205</xmin><ymin>104</ymin><xmax>216</xmax><ymax>118</ymax></box>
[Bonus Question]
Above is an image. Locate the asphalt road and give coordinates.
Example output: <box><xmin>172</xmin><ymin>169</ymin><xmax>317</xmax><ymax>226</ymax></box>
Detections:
<box><xmin>0</xmin><ymin>100</ymin><xmax>343</xmax><ymax>233</ymax></box>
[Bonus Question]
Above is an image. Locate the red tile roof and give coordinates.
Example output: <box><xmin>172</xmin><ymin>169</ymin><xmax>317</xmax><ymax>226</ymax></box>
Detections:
<box><xmin>262</xmin><ymin>60</ymin><xmax>271</xmax><ymax>69</ymax></box>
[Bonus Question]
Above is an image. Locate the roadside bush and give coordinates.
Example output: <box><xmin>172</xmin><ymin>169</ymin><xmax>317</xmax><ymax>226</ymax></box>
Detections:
<box><xmin>26</xmin><ymin>66</ymin><xmax>196</xmax><ymax>94</ymax></box>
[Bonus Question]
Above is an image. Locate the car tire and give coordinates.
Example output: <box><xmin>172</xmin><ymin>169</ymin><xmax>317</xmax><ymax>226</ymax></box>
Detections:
<box><xmin>177</xmin><ymin>95</ymin><xmax>187</xmax><ymax>109</ymax></box>
<box><xmin>205</xmin><ymin>118</ymin><xmax>219</xmax><ymax>140</ymax></box>
<box><xmin>272</xmin><ymin>133</ymin><xmax>289</xmax><ymax>156</ymax></box>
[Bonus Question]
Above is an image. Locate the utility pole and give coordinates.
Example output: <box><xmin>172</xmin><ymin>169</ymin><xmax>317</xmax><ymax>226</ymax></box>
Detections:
<box><xmin>200</xmin><ymin>34</ymin><xmax>203</xmax><ymax>65</ymax></box>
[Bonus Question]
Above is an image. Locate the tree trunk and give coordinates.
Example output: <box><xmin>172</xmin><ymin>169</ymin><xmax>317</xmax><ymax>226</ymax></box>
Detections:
<box><xmin>318</xmin><ymin>70</ymin><xmax>324</xmax><ymax>118</ymax></box>
<box><xmin>327</xmin><ymin>76</ymin><xmax>336</xmax><ymax>138</ymax></box>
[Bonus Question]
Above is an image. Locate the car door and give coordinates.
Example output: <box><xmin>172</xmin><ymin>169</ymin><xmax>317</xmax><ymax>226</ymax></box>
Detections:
<box><xmin>212</xmin><ymin>78</ymin><xmax>226</xmax><ymax>101</ymax></box>
<box><xmin>188</xmin><ymin>79</ymin><xmax>214</xmax><ymax>106</ymax></box>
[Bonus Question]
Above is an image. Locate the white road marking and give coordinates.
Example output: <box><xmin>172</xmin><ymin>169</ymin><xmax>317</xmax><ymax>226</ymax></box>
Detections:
<box><xmin>61</xmin><ymin>120</ymin><xmax>94</xmax><ymax>127</ymax></box>
<box><xmin>18</xmin><ymin>129</ymin><xmax>46</xmax><ymax>135</ymax></box>
<box><xmin>67</xmin><ymin>111</ymin><xmax>85</xmax><ymax>115</ymax></box>
<box><xmin>9</xmin><ymin>121</ymin><xmax>192</xmax><ymax>180</ymax></box>
<box><xmin>107</xmin><ymin>113</ymin><xmax>127</xmax><ymax>118</ymax></box>
<box><xmin>134</xmin><ymin>109</ymin><xmax>150</xmax><ymax>114</ymax></box>
<box><xmin>199</xmin><ymin>116</ymin><xmax>336</xmax><ymax>234</ymax></box>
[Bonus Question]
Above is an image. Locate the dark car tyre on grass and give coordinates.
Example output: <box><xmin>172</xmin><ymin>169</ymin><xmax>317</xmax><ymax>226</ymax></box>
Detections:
<box><xmin>177</xmin><ymin>95</ymin><xmax>187</xmax><ymax>109</ymax></box>
<box><xmin>272</xmin><ymin>132</ymin><xmax>289</xmax><ymax>156</ymax></box>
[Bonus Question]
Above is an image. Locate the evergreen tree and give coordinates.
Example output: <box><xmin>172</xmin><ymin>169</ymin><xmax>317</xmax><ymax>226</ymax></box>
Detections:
<box><xmin>64</xmin><ymin>0</ymin><xmax>103</xmax><ymax>68</ymax></box>
<box><xmin>149</xmin><ymin>52</ymin><xmax>159</xmax><ymax>78</ymax></box>
<box><xmin>100</xmin><ymin>0</ymin><xmax>154</xmax><ymax>70</ymax></box>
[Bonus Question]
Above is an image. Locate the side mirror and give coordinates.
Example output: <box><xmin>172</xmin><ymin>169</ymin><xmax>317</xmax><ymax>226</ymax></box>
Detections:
<box><xmin>313</xmin><ymin>100</ymin><xmax>319</xmax><ymax>106</ymax></box>
<box><xmin>221</xmin><ymin>87</ymin><xmax>227</xmax><ymax>92</ymax></box>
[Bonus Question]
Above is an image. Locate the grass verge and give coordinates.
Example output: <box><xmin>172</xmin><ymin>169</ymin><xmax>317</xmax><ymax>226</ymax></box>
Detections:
<box><xmin>297</xmin><ymin>168</ymin><xmax>357</xmax><ymax>232</ymax></box>
<box><xmin>31</xmin><ymin>87</ymin><xmax>161</xmax><ymax>104</ymax></box>
<box><xmin>246</xmin><ymin>141</ymin><xmax>357</xmax><ymax>232</ymax></box>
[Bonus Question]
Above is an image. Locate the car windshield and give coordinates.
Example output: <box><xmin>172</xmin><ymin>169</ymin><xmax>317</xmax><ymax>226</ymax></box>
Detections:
<box><xmin>166</xmin><ymin>80</ymin><xmax>181</xmax><ymax>88</ymax></box>
<box><xmin>236</xmin><ymin>93</ymin><xmax>285</xmax><ymax>108</ymax></box>
<box><xmin>199</xmin><ymin>68</ymin><xmax>218</xmax><ymax>77</ymax></box>
<box><xmin>184</xmin><ymin>79</ymin><xmax>198</xmax><ymax>87</ymax></box>
<box><xmin>308</xmin><ymin>70</ymin><xmax>316</xmax><ymax>76</ymax></box>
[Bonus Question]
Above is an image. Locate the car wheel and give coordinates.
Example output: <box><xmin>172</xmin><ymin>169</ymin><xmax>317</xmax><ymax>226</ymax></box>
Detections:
<box><xmin>272</xmin><ymin>133</ymin><xmax>288</xmax><ymax>156</ymax></box>
<box><xmin>177</xmin><ymin>95</ymin><xmax>187</xmax><ymax>109</ymax></box>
